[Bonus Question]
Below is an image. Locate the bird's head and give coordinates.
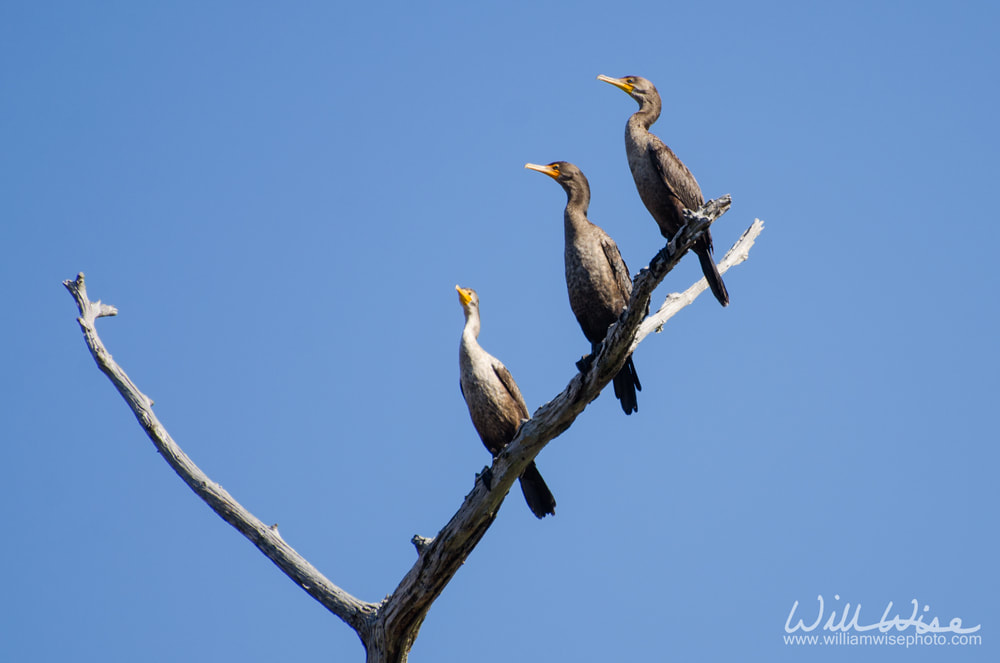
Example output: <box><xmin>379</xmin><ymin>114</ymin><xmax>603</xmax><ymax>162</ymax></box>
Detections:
<box><xmin>455</xmin><ymin>285</ymin><xmax>479</xmax><ymax>311</ymax></box>
<box><xmin>524</xmin><ymin>161</ymin><xmax>590</xmax><ymax>205</ymax></box>
<box><xmin>597</xmin><ymin>74</ymin><xmax>659</xmax><ymax>108</ymax></box>
<box><xmin>524</xmin><ymin>161</ymin><xmax>572</xmax><ymax>183</ymax></box>
<box><xmin>524</xmin><ymin>160</ymin><xmax>591</xmax><ymax>189</ymax></box>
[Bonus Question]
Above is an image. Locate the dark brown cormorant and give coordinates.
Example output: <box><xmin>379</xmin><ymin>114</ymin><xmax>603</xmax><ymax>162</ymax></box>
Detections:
<box><xmin>524</xmin><ymin>161</ymin><xmax>642</xmax><ymax>415</ymax></box>
<box><xmin>597</xmin><ymin>74</ymin><xmax>729</xmax><ymax>307</ymax></box>
<box><xmin>456</xmin><ymin>285</ymin><xmax>556</xmax><ymax>519</ymax></box>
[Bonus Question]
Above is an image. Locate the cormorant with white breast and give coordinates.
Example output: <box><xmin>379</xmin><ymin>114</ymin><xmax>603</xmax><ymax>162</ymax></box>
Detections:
<box><xmin>457</xmin><ymin>285</ymin><xmax>556</xmax><ymax>519</ymax></box>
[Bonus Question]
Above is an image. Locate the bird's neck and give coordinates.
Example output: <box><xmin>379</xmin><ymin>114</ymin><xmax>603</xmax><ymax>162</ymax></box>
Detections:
<box><xmin>563</xmin><ymin>206</ymin><xmax>592</xmax><ymax>240</ymax></box>
<box><xmin>562</xmin><ymin>185</ymin><xmax>590</xmax><ymax>222</ymax></box>
<box><xmin>629</xmin><ymin>98</ymin><xmax>661</xmax><ymax>131</ymax></box>
<box><xmin>461</xmin><ymin>314</ymin><xmax>481</xmax><ymax>344</ymax></box>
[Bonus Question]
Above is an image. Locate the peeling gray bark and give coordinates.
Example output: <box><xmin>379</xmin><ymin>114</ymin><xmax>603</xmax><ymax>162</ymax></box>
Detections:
<box><xmin>64</xmin><ymin>196</ymin><xmax>762</xmax><ymax>663</ymax></box>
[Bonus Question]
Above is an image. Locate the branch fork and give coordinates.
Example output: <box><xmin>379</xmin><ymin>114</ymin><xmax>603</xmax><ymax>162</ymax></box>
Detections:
<box><xmin>63</xmin><ymin>200</ymin><xmax>763</xmax><ymax>663</ymax></box>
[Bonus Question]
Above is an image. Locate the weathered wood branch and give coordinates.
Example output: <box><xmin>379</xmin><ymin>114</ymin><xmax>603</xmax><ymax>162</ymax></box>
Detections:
<box><xmin>635</xmin><ymin>216</ymin><xmax>765</xmax><ymax>344</ymax></box>
<box><xmin>369</xmin><ymin>196</ymin><xmax>757</xmax><ymax>660</ymax></box>
<box><xmin>64</xmin><ymin>197</ymin><xmax>761</xmax><ymax>663</ymax></box>
<box><xmin>63</xmin><ymin>274</ymin><xmax>377</xmax><ymax>637</ymax></box>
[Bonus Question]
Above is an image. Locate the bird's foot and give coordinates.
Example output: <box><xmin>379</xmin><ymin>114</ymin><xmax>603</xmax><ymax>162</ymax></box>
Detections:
<box><xmin>575</xmin><ymin>353</ymin><xmax>595</xmax><ymax>373</ymax></box>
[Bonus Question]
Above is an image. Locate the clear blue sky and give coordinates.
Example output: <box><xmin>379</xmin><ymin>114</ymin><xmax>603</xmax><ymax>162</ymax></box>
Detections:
<box><xmin>2</xmin><ymin>2</ymin><xmax>996</xmax><ymax>661</ymax></box>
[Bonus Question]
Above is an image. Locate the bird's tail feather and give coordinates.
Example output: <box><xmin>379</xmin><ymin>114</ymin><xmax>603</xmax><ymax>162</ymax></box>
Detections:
<box><xmin>519</xmin><ymin>461</ymin><xmax>556</xmax><ymax>519</ymax></box>
<box><xmin>612</xmin><ymin>355</ymin><xmax>641</xmax><ymax>415</ymax></box>
<box><xmin>696</xmin><ymin>244</ymin><xmax>729</xmax><ymax>307</ymax></box>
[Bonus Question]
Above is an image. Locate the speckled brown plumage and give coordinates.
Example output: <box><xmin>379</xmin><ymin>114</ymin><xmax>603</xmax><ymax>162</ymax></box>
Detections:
<box><xmin>456</xmin><ymin>286</ymin><xmax>556</xmax><ymax>519</ymax></box>
<box><xmin>598</xmin><ymin>74</ymin><xmax>729</xmax><ymax>307</ymax></box>
<box><xmin>525</xmin><ymin>161</ymin><xmax>642</xmax><ymax>415</ymax></box>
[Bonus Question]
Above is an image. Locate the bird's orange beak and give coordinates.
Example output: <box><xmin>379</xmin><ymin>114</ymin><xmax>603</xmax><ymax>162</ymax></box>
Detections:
<box><xmin>597</xmin><ymin>74</ymin><xmax>634</xmax><ymax>94</ymax></box>
<box><xmin>524</xmin><ymin>163</ymin><xmax>560</xmax><ymax>180</ymax></box>
<box><xmin>455</xmin><ymin>285</ymin><xmax>473</xmax><ymax>307</ymax></box>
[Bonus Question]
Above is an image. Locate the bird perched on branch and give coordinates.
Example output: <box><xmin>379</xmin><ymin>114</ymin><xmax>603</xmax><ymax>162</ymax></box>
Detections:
<box><xmin>597</xmin><ymin>74</ymin><xmax>729</xmax><ymax>307</ymax></box>
<box><xmin>524</xmin><ymin>161</ymin><xmax>642</xmax><ymax>415</ymax></box>
<box><xmin>456</xmin><ymin>286</ymin><xmax>556</xmax><ymax>519</ymax></box>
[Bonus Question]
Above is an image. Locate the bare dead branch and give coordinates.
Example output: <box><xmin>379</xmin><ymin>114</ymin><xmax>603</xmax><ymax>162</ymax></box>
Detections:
<box><xmin>63</xmin><ymin>201</ymin><xmax>762</xmax><ymax>662</ymax></box>
<box><xmin>62</xmin><ymin>273</ymin><xmax>376</xmax><ymax>636</ymax></box>
<box><xmin>370</xmin><ymin>197</ymin><xmax>755</xmax><ymax>659</ymax></box>
<box><xmin>635</xmin><ymin>217</ymin><xmax>765</xmax><ymax>343</ymax></box>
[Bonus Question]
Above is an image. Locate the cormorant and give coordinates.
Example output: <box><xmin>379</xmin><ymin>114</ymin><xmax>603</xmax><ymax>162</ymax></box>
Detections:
<box><xmin>524</xmin><ymin>161</ymin><xmax>642</xmax><ymax>415</ymax></box>
<box><xmin>597</xmin><ymin>74</ymin><xmax>729</xmax><ymax>307</ymax></box>
<box><xmin>456</xmin><ymin>285</ymin><xmax>556</xmax><ymax>519</ymax></box>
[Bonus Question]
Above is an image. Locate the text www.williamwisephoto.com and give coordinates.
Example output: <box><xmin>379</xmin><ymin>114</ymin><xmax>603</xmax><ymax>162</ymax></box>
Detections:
<box><xmin>783</xmin><ymin>594</ymin><xmax>982</xmax><ymax>648</ymax></box>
